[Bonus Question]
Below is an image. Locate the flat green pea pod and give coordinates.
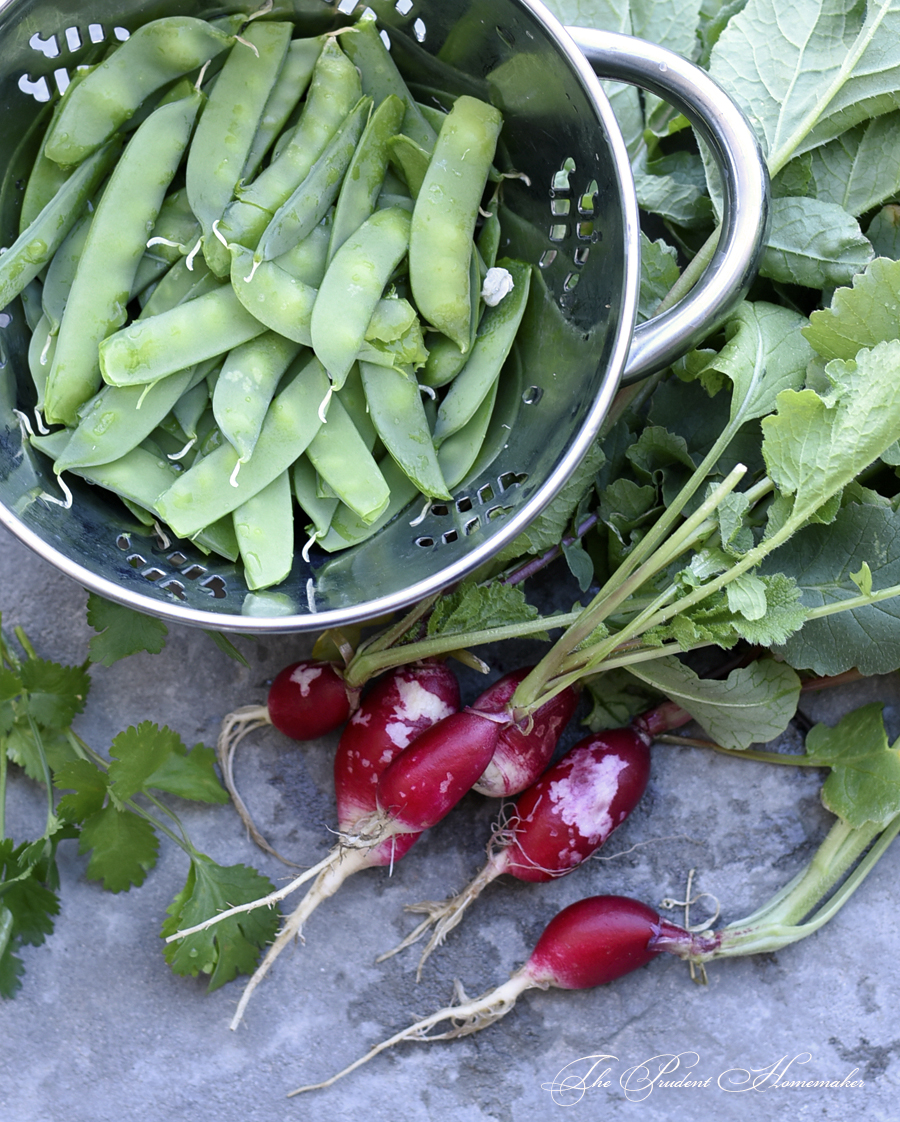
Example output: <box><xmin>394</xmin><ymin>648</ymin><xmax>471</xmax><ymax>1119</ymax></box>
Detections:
<box><xmin>212</xmin><ymin>331</ymin><xmax>305</xmax><ymax>465</ymax></box>
<box><xmin>186</xmin><ymin>21</ymin><xmax>293</xmax><ymax>266</ymax></box>
<box><xmin>327</xmin><ymin>94</ymin><xmax>405</xmax><ymax>263</ymax></box>
<box><xmin>138</xmin><ymin>255</ymin><xmax>222</xmax><ymax>320</ymax></box>
<box><xmin>433</xmin><ymin>258</ymin><xmax>531</xmax><ymax>445</ymax></box>
<box><xmin>359</xmin><ymin>360</ymin><xmax>451</xmax><ymax>500</ymax></box>
<box><xmin>388</xmin><ymin>134</ymin><xmax>430</xmax><ymax>199</ymax></box>
<box><xmin>41</xmin><ymin>212</ymin><xmax>93</xmax><ymax>336</ymax></box>
<box><xmin>44</xmin><ymin>93</ymin><xmax>203</xmax><ymax>426</ymax></box>
<box><xmin>229</xmin><ymin>245</ymin><xmax>316</xmax><ymax>346</ymax></box>
<box><xmin>209</xmin><ymin>37</ymin><xmax>362</xmax><ymax>273</ymax></box>
<box><xmin>254</xmin><ymin>96</ymin><xmax>371</xmax><ymax>263</ymax></box>
<box><xmin>155</xmin><ymin>354</ymin><xmax>329</xmax><ymax>538</ymax></box>
<box><xmin>132</xmin><ymin>188</ymin><xmax>202</xmax><ymax>296</ymax></box>
<box><xmin>0</xmin><ymin>140</ymin><xmax>118</xmax><ymax>315</ymax></box>
<box><xmin>310</xmin><ymin>206</ymin><xmax>411</xmax><ymax>390</ymax></box>
<box><xmin>437</xmin><ymin>379</ymin><xmax>498</xmax><ymax>489</ymax></box>
<box><xmin>292</xmin><ymin>456</ymin><xmax>338</xmax><ymax>539</ymax></box>
<box><xmin>42</xmin><ymin>17</ymin><xmax>235</xmax><ymax>167</ymax></box>
<box><xmin>409</xmin><ymin>95</ymin><xmax>503</xmax><ymax>351</ymax></box>
<box><xmin>276</xmin><ymin>221</ymin><xmax>332</xmax><ymax>287</ymax></box>
<box><xmin>100</xmin><ymin>284</ymin><xmax>266</xmax><ymax>387</ymax></box>
<box><xmin>316</xmin><ymin>454</ymin><xmax>419</xmax><ymax>552</ymax></box>
<box><xmin>419</xmin><ymin>247</ymin><xmax>485</xmax><ymax>389</ymax></box>
<box><xmin>53</xmin><ymin>366</ymin><xmax>198</xmax><ymax>474</ymax></box>
<box><xmin>233</xmin><ymin>470</ymin><xmax>294</xmax><ymax>591</ymax></box>
<box><xmin>27</xmin><ymin>314</ymin><xmax>55</xmax><ymax>409</ymax></box>
<box><xmin>242</xmin><ymin>36</ymin><xmax>326</xmax><ymax>181</ymax></box>
<box><xmin>342</xmin><ymin>12</ymin><xmax>437</xmax><ymax>152</ymax></box>
<box><xmin>305</xmin><ymin>392</ymin><xmax>390</xmax><ymax>524</ymax></box>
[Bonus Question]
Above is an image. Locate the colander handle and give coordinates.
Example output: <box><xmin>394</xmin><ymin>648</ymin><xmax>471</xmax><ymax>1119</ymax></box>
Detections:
<box><xmin>566</xmin><ymin>27</ymin><xmax>770</xmax><ymax>384</ymax></box>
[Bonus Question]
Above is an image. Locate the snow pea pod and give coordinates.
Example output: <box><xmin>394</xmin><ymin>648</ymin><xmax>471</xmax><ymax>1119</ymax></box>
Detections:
<box><xmin>309</xmin><ymin>205</ymin><xmax>411</xmax><ymax>390</ymax></box>
<box><xmin>433</xmin><ymin>259</ymin><xmax>531</xmax><ymax>444</ymax></box>
<box><xmin>27</xmin><ymin>314</ymin><xmax>55</xmax><ymax>410</ymax></box>
<box><xmin>212</xmin><ymin>331</ymin><xmax>305</xmax><ymax>463</ymax></box>
<box><xmin>229</xmin><ymin>245</ymin><xmax>316</xmax><ymax>346</ymax></box>
<box><xmin>138</xmin><ymin>255</ymin><xmax>222</xmax><ymax>320</ymax></box>
<box><xmin>254</xmin><ymin>96</ymin><xmax>371</xmax><ymax>263</ymax></box>
<box><xmin>233</xmin><ymin>470</ymin><xmax>294</xmax><ymax>591</ymax></box>
<box><xmin>409</xmin><ymin>95</ymin><xmax>503</xmax><ymax>350</ymax></box>
<box><xmin>420</xmin><ymin>247</ymin><xmax>485</xmax><ymax>388</ymax></box>
<box><xmin>44</xmin><ymin>93</ymin><xmax>203</xmax><ymax>425</ymax></box>
<box><xmin>359</xmin><ymin>360</ymin><xmax>451</xmax><ymax>500</ymax></box>
<box><xmin>305</xmin><ymin>393</ymin><xmax>391</xmax><ymax>524</ymax></box>
<box><xmin>388</xmin><ymin>133</ymin><xmax>430</xmax><ymax>198</ymax></box>
<box><xmin>155</xmin><ymin>353</ymin><xmax>329</xmax><ymax>537</ymax></box>
<box><xmin>242</xmin><ymin>36</ymin><xmax>326</xmax><ymax>181</ymax></box>
<box><xmin>43</xmin><ymin>17</ymin><xmax>235</xmax><ymax>166</ymax></box>
<box><xmin>277</xmin><ymin>222</ymin><xmax>332</xmax><ymax>287</ymax></box>
<box><xmin>292</xmin><ymin>456</ymin><xmax>338</xmax><ymax>538</ymax></box>
<box><xmin>211</xmin><ymin>37</ymin><xmax>362</xmax><ymax>271</ymax></box>
<box><xmin>342</xmin><ymin>13</ymin><xmax>437</xmax><ymax>152</ymax></box>
<box><xmin>132</xmin><ymin>187</ymin><xmax>201</xmax><ymax>296</ymax></box>
<box><xmin>316</xmin><ymin>454</ymin><xmax>419</xmax><ymax>552</ymax></box>
<box><xmin>53</xmin><ymin>366</ymin><xmax>197</xmax><ymax>473</ymax></box>
<box><xmin>0</xmin><ymin>139</ymin><xmax>118</xmax><ymax>314</ymax></box>
<box><xmin>327</xmin><ymin>94</ymin><xmax>405</xmax><ymax>262</ymax></box>
<box><xmin>100</xmin><ymin>284</ymin><xmax>266</xmax><ymax>387</ymax></box>
<box><xmin>437</xmin><ymin>378</ymin><xmax>499</xmax><ymax>489</ymax></box>
<box><xmin>41</xmin><ymin>212</ymin><xmax>92</xmax><ymax>336</ymax></box>
<box><xmin>186</xmin><ymin>20</ymin><xmax>292</xmax><ymax>265</ymax></box>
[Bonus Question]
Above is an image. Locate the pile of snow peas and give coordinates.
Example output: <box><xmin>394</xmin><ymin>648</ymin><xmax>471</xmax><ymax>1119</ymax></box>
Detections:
<box><xmin>1</xmin><ymin>10</ymin><xmax>533</xmax><ymax>590</ymax></box>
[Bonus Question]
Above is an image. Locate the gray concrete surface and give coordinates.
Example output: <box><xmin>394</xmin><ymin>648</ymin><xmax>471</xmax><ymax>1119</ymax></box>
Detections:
<box><xmin>1</xmin><ymin>526</ymin><xmax>898</xmax><ymax>1122</ymax></box>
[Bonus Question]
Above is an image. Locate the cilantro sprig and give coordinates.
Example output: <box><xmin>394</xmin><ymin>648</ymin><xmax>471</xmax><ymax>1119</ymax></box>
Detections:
<box><xmin>0</xmin><ymin>619</ymin><xmax>277</xmax><ymax>998</ymax></box>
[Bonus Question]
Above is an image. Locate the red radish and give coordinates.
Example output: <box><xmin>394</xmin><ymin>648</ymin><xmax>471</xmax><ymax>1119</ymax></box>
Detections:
<box><xmin>470</xmin><ymin>667</ymin><xmax>579</xmax><ymax>797</ymax></box>
<box><xmin>288</xmin><ymin>895</ymin><xmax>697</xmax><ymax>1095</ymax></box>
<box><xmin>216</xmin><ymin>659</ymin><xmax>359</xmax><ymax>860</ymax></box>
<box><xmin>167</xmin><ymin>663</ymin><xmax>524</xmax><ymax>1031</ymax></box>
<box><xmin>334</xmin><ymin>662</ymin><xmax>461</xmax><ymax>867</ymax></box>
<box><xmin>384</xmin><ymin>723</ymin><xmax>654</xmax><ymax>975</ymax></box>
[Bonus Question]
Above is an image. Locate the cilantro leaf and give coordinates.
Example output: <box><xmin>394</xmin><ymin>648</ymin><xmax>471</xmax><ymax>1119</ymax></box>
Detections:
<box><xmin>161</xmin><ymin>857</ymin><xmax>279</xmax><ymax>991</ymax></box>
<box><xmin>86</xmin><ymin>594</ymin><xmax>168</xmax><ymax>666</ymax></box>
<box><xmin>145</xmin><ymin>742</ymin><xmax>229</xmax><ymax>805</ymax></box>
<box><xmin>626</xmin><ymin>655</ymin><xmax>801</xmax><ymax>751</ymax></box>
<box><xmin>106</xmin><ymin>722</ymin><xmax>184</xmax><ymax>803</ymax></box>
<box><xmin>0</xmin><ymin>839</ymin><xmax>61</xmax><ymax>999</ymax></box>
<box><xmin>18</xmin><ymin>658</ymin><xmax>90</xmax><ymax>730</ymax></box>
<box><xmin>54</xmin><ymin>758</ymin><xmax>110</xmax><ymax>822</ymax></box>
<box><xmin>802</xmin><ymin>703</ymin><xmax>900</xmax><ymax>828</ymax></box>
<box><xmin>78</xmin><ymin>805</ymin><xmax>159</xmax><ymax>892</ymax></box>
<box><xmin>203</xmin><ymin>630</ymin><xmax>251</xmax><ymax>669</ymax></box>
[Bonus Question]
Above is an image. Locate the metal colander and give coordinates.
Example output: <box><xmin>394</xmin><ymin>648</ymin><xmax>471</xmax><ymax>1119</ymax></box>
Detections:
<box><xmin>0</xmin><ymin>0</ymin><xmax>768</xmax><ymax>632</ymax></box>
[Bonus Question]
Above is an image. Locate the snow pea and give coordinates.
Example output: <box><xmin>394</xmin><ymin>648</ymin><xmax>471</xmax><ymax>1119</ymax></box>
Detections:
<box><xmin>309</xmin><ymin>205</ymin><xmax>411</xmax><ymax>390</ymax></box>
<box><xmin>0</xmin><ymin>139</ymin><xmax>118</xmax><ymax>315</ymax></box>
<box><xmin>437</xmin><ymin>378</ymin><xmax>499</xmax><ymax>489</ymax></box>
<box><xmin>233</xmin><ymin>471</ymin><xmax>294</xmax><ymax>591</ymax></box>
<box><xmin>327</xmin><ymin>94</ymin><xmax>405</xmax><ymax>262</ymax></box>
<box><xmin>277</xmin><ymin>222</ymin><xmax>332</xmax><ymax>287</ymax></box>
<box><xmin>359</xmin><ymin>360</ymin><xmax>451</xmax><ymax>500</ymax></box>
<box><xmin>420</xmin><ymin>247</ymin><xmax>485</xmax><ymax>389</ymax></box>
<box><xmin>409</xmin><ymin>95</ymin><xmax>503</xmax><ymax>350</ymax></box>
<box><xmin>172</xmin><ymin>379</ymin><xmax>212</xmax><ymax>448</ymax></box>
<box><xmin>138</xmin><ymin>256</ymin><xmax>222</xmax><ymax>321</ymax></box>
<box><xmin>155</xmin><ymin>353</ymin><xmax>329</xmax><ymax>537</ymax></box>
<box><xmin>27</xmin><ymin>314</ymin><xmax>55</xmax><ymax>410</ymax></box>
<box><xmin>53</xmin><ymin>366</ymin><xmax>197</xmax><ymax>474</ymax></box>
<box><xmin>242</xmin><ymin>36</ymin><xmax>326</xmax><ymax>181</ymax></box>
<box><xmin>212</xmin><ymin>331</ymin><xmax>305</xmax><ymax>464</ymax></box>
<box><xmin>305</xmin><ymin>393</ymin><xmax>390</xmax><ymax>524</ymax></box>
<box><xmin>229</xmin><ymin>245</ymin><xmax>316</xmax><ymax>346</ymax></box>
<box><xmin>433</xmin><ymin>259</ymin><xmax>531</xmax><ymax>444</ymax></box>
<box><xmin>186</xmin><ymin>20</ymin><xmax>292</xmax><ymax>266</ymax></box>
<box><xmin>292</xmin><ymin>456</ymin><xmax>338</xmax><ymax>538</ymax></box>
<box><xmin>100</xmin><ymin>285</ymin><xmax>266</xmax><ymax>387</ymax></box>
<box><xmin>211</xmin><ymin>37</ymin><xmax>362</xmax><ymax>271</ymax></box>
<box><xmin>316</xmin><ymin>454</ymin><xmax>419</xmax><ymax>552</ymax></box>
<box><xmin>132</xmin><ymin>187</ymin><xmax>201</xmax><ymax>297</ymax></box>
<box><xmin>388</xmin><ymin>133</ymin><xmax>430</xmax><ymax>198</ymax></box>
<box><xmin>44</xmin><ymin>92</ymin><xmax>203</xmax><ymax>425</ymax></box>
<box><xmin>254</xmin><ymin>96</ymin><xmax>371</xmax><ymax>263</ymax></box>
<box><xmin>43</xmin><ymin>17</ymin><xmax>235</xmax><ymax>167</ymax></box>
<box><xmin>342</xmin><ymin>13</ymin><xmax>437</xmax><ymax>152</ymax></box>
<box><xmin>41</xmin><ymin>213</ymin><xmax>93</xmax><ymax>336</ymax></box>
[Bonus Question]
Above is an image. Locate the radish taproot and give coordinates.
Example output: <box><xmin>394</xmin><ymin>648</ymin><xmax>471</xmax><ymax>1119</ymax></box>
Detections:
<box><xmin>288</xmin><ymin>894</ymin><xmax>698</xmax><ymax>1095</ymax></box>
<box><xmin>216</xmin><ymin>658</ymin><xmax>359</xmax><ymax>860</ymax></box>
<box><xmin>469</xmin><ymin>666</ymin><xmax>579</xmax><ymax>798</ymax></box>
<box><xmin>385</xmin><ymin>722</ymin><xmax>656</xmax><ymax>975</ymax></box>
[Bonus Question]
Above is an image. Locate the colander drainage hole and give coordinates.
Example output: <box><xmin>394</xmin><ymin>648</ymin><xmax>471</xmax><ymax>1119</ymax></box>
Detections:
<box><xmin>116</xmin><ymin>534</ymin><xmax>131</xmax><ymax>550</ymax></box>
<box><xmin>200</xmin><ymin>575</ymin><xmax>227</xmax><ymax>599</ymax></box>
<box><xmin>126</xmin><ymin>553</ymin><xmax>145</xmax><ymax>569</ymax></box>
<box><xmin>141</xmin><ymin>567</ymin><xmax>166</xmax><ymax>583</ymax></box>
<box><xmin>415</xmin><ymin>536</ymin><xmax>434</xmax><ymax>549</ymax></box>
<box><xmin>456</xmin><ymin>496</ymin><xmax>473</xmax><ymax>513</ymax></box>
<box><xmin>166</xmin><ymin>551</ymin><xmax>189</xmax><ymax>567</ymax></box>
<box><xmin>498</xmin><ymin>471</ymin><xmax>527</xmax><ymax>491</ymax></box>
<box><xmin>181</xmin><ymin>564</ymin><xmax>207</xmax><ymax>580</ymax></box>
<box><xmin>160</xmin><ymin>580</ymin><xmax>186</xmax><ymax>601</ymax></box>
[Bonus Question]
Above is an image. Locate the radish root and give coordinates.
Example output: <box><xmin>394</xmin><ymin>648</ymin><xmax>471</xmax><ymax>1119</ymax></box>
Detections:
<box><xmin>216</xmin><ymin>704</ymin><xmax>299</xmax><ymax>865</ymax></box>
<box><xmin>287</xmin><ymin>971</ymin><xmax>535</xmax><ymax>1095</ymax></box>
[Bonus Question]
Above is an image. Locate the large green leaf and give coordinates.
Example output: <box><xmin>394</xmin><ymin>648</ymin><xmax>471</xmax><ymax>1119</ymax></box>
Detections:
<box><xmin>765</xmin><ymin>501</ymin><xmax>900</xmax><ymax>674</ymax></box>
<box><xmin>760</xmin><ymin>197</ymin><xmax>873</xmax><ymax>288</ymax></box>
<box><xmin>803</xmin><ymin>255</ymin><xmax>900</xmax><ymax>360</ymax></box>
